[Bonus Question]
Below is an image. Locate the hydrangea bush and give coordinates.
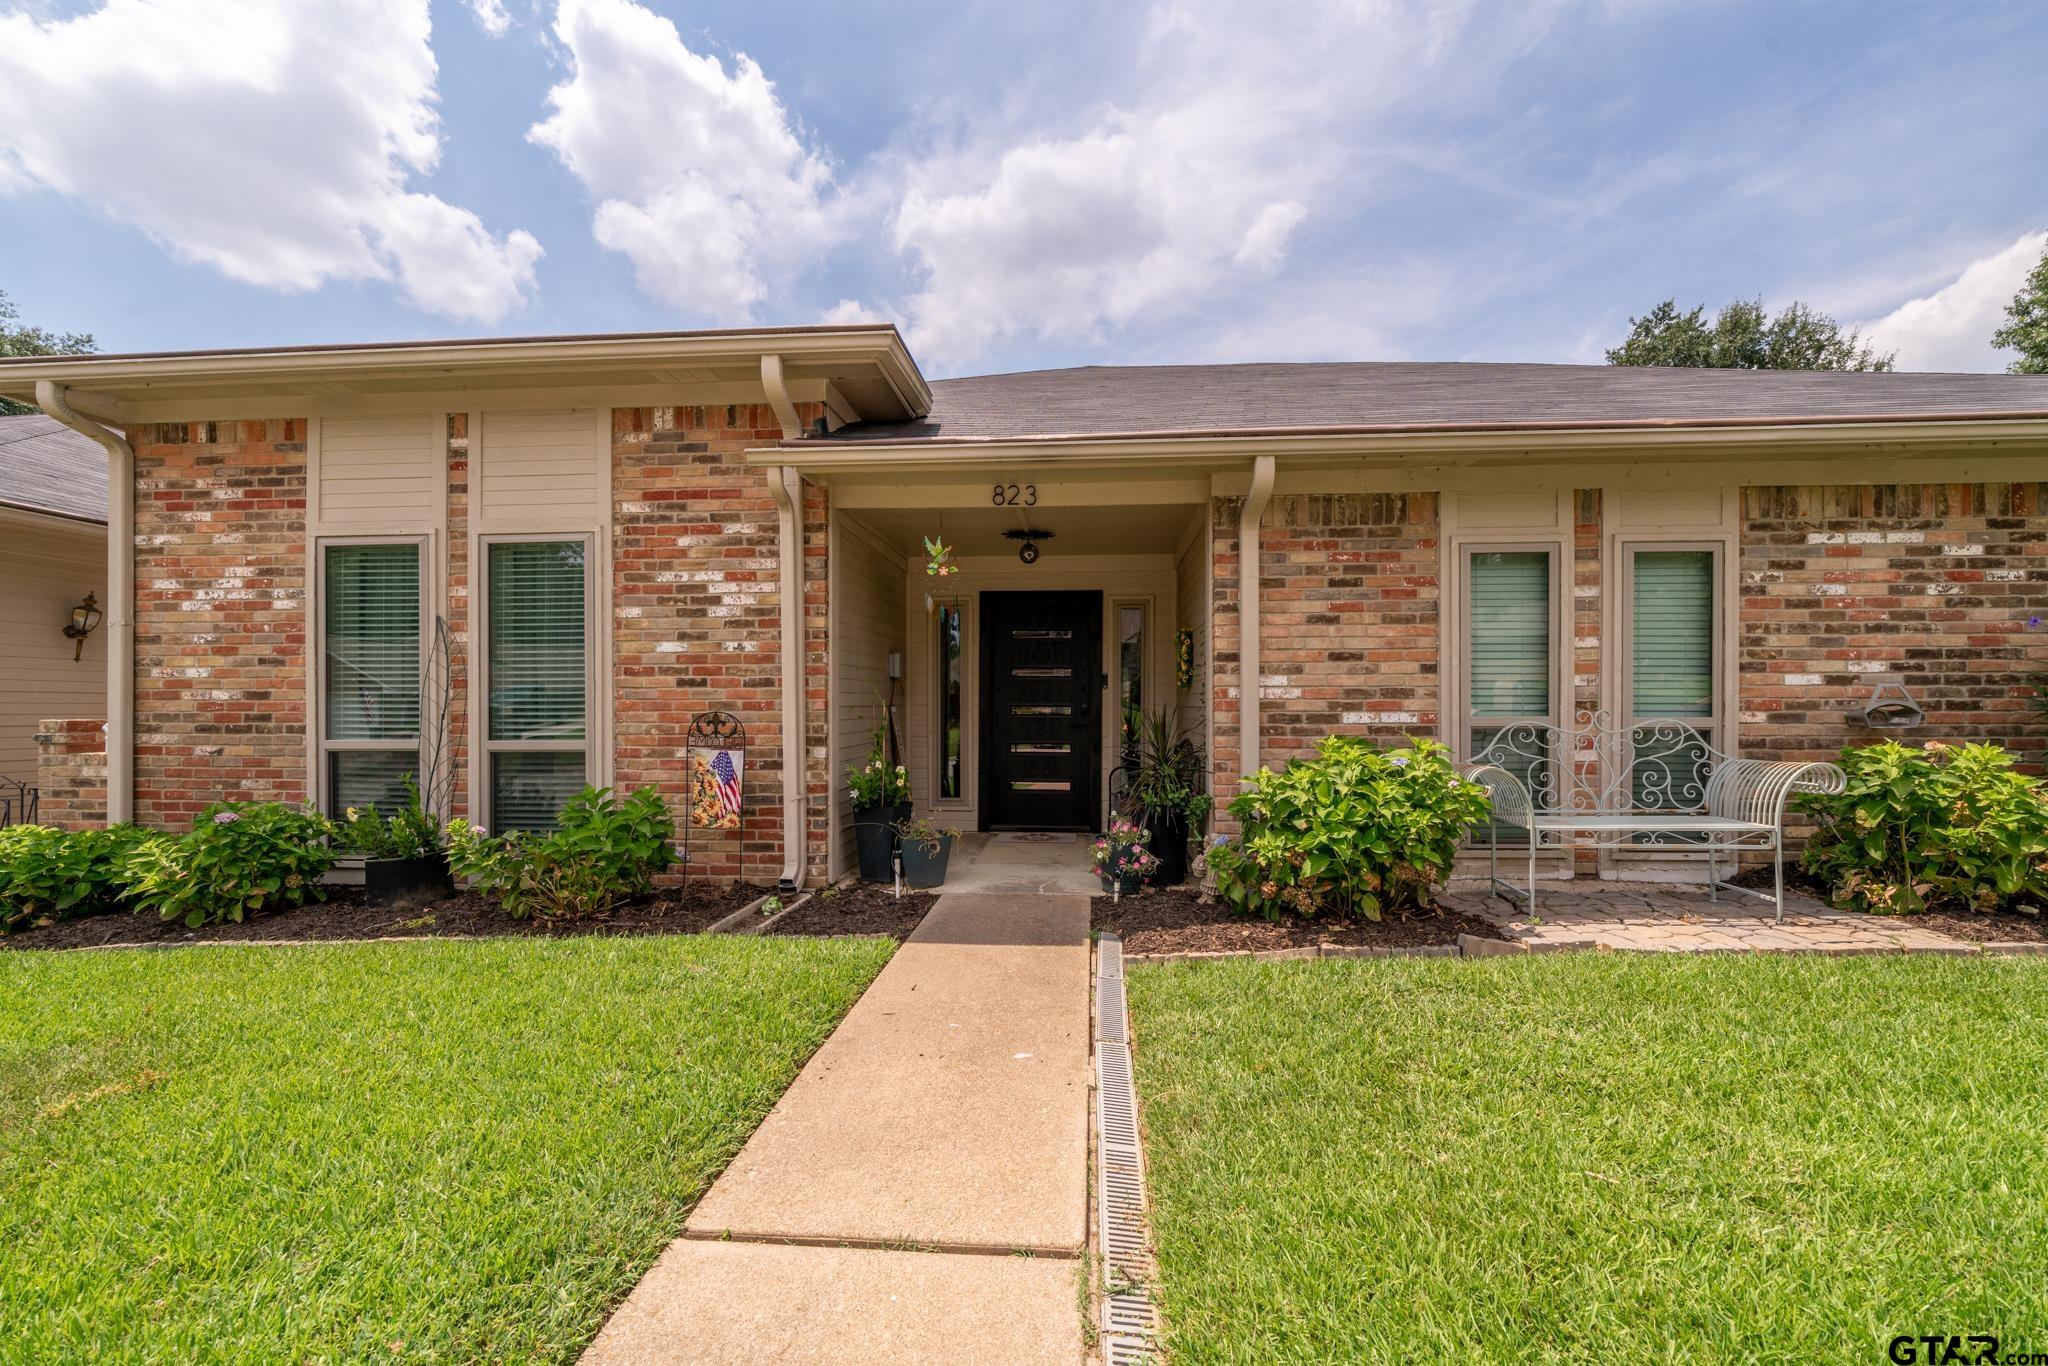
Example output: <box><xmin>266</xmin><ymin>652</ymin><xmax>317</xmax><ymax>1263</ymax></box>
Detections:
<box><xmin>1799</xmin><ymin>739</ymin><xmax>2048</xmax><ymax>915</ymax></box>
<box><xmin>0</xmin><ymin>823</ymin><xmax>152</xmax><ymax>931</ymax></box>
<box><xmin>446</xmin><ymin>785</ymin><xmax>676</xmax><ymax>919</ymax></box>
<box><xmin>1209</xmin><ymin>736</ymin><xmax>1491</xmax><ymax>921</ymax></box>
<box><xmin>117</xmin><ymin>802</ymin><xmax>339</xmax><ymax>927</ymax></box>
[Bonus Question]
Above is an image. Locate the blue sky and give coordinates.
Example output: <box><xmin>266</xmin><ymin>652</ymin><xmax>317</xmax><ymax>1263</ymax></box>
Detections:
<box><xmin>1</xmin><ymin>0</ymin><xmax>2043</xmax><ymax>377</ymax></box>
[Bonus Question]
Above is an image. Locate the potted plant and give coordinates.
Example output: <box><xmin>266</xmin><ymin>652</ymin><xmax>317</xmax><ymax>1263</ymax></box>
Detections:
<box><xmin>846</xmin><ymin>721</ymin><xmax>910</xmax><ymax>883</ymax></box>
<box><xmin>1092</xmin><ymin>819</ymin><xmax>1159</xmax><ymax>896</ymax></box>
<box><xmin>894</xmin><ymin>815</ymin><xmax>958</xmax><ymax>888</ymax></box>
<box><xmin>1126</xmin><ymin>708</ymin><xmax>1210</xmax><ymax>887</ymax></box>
<box><xmin>332</xmin><ymin>777</ymin><xmax>451</xmax><ymax>903</ymax></box>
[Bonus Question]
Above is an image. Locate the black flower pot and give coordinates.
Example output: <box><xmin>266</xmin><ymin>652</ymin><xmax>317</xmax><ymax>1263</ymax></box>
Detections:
<box><xmin>899</xmin><ymin>832</ymin><xmax>953</xmax><ymax>888</ymax></box>
<box><xmin>1099</xmin><ymin>870</ymin><xmax>1144</xmax><ymax>896</ymax></box>
<box><xmin>1142</xmin><ymin>808</ymin><xmax>1188</xmax><ymax>887</ymax></box>
<box><xmin>853</xmin><ymin>802</ymin><xmax>909</xmax><ymax>882</ymax></box>
<box><xmin>363</xmin><ymin>851</ymin><xmax>453</xmax><ymax>904</ymax></box>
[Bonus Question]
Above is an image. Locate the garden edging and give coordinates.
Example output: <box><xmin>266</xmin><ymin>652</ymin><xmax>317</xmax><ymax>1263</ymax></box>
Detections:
<box><xmin>1117</xmin><ymin>931</ymin><xmax>2029</xmax><ymax>966</ymax></box>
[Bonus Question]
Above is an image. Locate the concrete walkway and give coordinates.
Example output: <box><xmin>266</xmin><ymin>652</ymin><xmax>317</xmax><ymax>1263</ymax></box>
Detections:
<box><xmin>582</xmin><ymin>893</ymin><xmax>1092</xmax><ymax>1365</ymax></box>
<box><xmin>940</xmin><ymin>831</ymin><xmax>1101</xmax><ymax>896</ymax></box>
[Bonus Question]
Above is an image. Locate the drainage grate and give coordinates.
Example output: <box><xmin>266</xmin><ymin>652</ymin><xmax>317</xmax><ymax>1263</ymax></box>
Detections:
<box><xmin>1095</xmin><ymin>935</ymin><xmax>1161</xmax><ymax>1364</ymax></box>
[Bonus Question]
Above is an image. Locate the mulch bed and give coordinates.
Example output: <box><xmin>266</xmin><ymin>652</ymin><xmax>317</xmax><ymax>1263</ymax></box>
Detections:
<box><xmin>764</xmin><ymin>882</ymin><xmax>938</xmax><ymax>940</ymax></box>
<box><xmin>1729</xmin><ymin>865</ymin><xmax>2048</xmax><ymax>944</ymax></box>
<box><xmin>1093</xmin><ymin>884</ymin><xmax>1508</xmax><ymax>957</ymax></box>
<box><xmin>2</xmin><ymin>880</ymin><xmax>769</xmax><ymax>952</ymax></box>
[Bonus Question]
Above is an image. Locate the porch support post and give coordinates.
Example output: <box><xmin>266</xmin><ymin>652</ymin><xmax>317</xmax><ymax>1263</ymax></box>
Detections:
<box><xmin>36</xmin><ymin>381</ymin><xmax>133</xmax><ymax>826</ymax></box>
<box><xmin>766</xmin><ymin>462</ymin><xmax>808</xmax><ymax>892</ymax></box>
<box><xmin>1236</xmin><ymin>454</ymin><xmax>1276</xmax><ymax>785</ymax></box>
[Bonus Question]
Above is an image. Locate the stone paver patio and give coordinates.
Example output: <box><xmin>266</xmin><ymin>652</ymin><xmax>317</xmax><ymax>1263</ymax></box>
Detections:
<box><xmin>1440</xmin><ymin>880</ymin><xmax>1975</xmax><ymax>954</ymax></box>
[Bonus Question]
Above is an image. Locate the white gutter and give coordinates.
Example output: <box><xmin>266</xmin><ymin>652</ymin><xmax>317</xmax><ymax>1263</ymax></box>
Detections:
<box><xmin>1237</xmin><ymin>454</ymin><xmax>1276</xmax><ymax>787</ymax></box>
<box><xmin>761</xmin><ymin>355</ymin><xmax>808</xmax><ymax>890</ymax></box>
<box><xmin>35</xmin><ymin>381</ymin><xmax>133</xmax><ymax>826</ymax></box>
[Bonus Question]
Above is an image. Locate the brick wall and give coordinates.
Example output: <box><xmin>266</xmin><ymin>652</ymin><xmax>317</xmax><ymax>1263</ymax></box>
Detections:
<box><xmin>1212</xmin><ymin>492</ymin><xmax>1441</xmax><ymax>829</ymax></box>
<box><xmin>1740</xmin><ymin>481</ymin><xmax>2048</xmax><ymax>764</ymax></box>
<box><xmin>131</xmin><ymin>420</ymin><xmax>309</xmax><ymax>829</ymax></box>
<box><xmin>31</xmin><ymin>718</ymin><xmax>106</xmax><ymax>830</ymax></box>
<box><xmin>611</xmin><ymin>402</ymin><xmax>830</xmax><ymax>885</ymax></box>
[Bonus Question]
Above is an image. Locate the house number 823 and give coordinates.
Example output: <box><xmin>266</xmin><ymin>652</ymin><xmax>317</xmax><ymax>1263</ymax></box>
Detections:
<box><xmin>992</xmin><ymin>483</ymin><xmax>1037</xmax><ymax>506</ymax></box>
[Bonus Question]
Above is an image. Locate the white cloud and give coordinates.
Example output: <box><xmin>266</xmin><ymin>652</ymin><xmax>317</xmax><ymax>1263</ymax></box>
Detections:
<box><xmin>1861</xmin><ymin>230</ymin><xmax>2045</xmax><ymax>372</ymax></box>
<box><xmin>888</xmin><ymin>0</ymin><xmax>1577</xmax><ymax>366</ymax></box>
<box><xmin>529</xmin><ymin>0</ymin><xmax>833</xmax><ymax>322</ymax></box>
<box><xmin>819</xmin><ymin>298</ymin><xmax>891</xmax><ymax>325</ymax></box>
<box><xmin>0</xmin><ymin>0</ymin><xmax>541</xmax><ymax>322</ymax></box>
<box><xmin>469</xmin><ymin>0</ymin><xmax>513</xmax><ymax>37</ymax></box>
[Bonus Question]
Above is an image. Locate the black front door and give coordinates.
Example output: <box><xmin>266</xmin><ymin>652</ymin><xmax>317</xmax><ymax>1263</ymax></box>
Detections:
<box><xmin>980</xmin><ymin>591</ymin><xmax>1102</xmax><ymax>831</ymax></box>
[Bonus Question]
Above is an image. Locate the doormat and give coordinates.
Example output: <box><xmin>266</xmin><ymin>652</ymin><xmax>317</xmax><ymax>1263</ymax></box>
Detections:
<box><xmin>991</xmin><ymin>832</ymin><xmax>1076</xmax><ymax>844</ymax></box>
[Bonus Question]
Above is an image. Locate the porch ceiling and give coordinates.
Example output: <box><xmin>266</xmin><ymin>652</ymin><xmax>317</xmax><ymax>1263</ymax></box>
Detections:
<box><xmin>848</xmin><ymin>502</ymin><xmax>1202</xmax><ymax>558</ymax></box>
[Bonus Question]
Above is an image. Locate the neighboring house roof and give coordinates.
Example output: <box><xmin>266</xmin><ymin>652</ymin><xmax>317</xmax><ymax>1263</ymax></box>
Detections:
<box><xmin>0</xmin><ymin>413</ymin><xmax>110</xmax><ymax>524</ymax></box>
<box><xmin>825</xmin><ymin>362</ymin><xmax>2048</xmax><ymax>443</ymax></box>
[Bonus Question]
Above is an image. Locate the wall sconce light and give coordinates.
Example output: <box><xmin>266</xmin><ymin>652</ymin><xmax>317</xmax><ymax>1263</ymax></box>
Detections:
<box><xmin>62</xmin><ymin>591</ymin><xmax>102</xmax><ymax>662</ymax></box>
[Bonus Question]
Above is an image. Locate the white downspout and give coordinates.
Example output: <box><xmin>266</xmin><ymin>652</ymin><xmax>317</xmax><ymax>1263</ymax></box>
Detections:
<box><xmin>1236</xmin><ymin>454</ymin><xmax>1276</xmax><ymax>786</ymax></box>
<box><xmin>35</xmin><ymin>381</ymin><xmax>134</xmax><ymax>826</ymax></box>
<box><xmin>761</xmin><ymin>354</ymin><xmax>808</xmax><ymax>891</ymax></box>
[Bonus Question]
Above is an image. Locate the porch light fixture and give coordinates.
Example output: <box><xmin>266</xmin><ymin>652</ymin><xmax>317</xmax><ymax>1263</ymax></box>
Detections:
<box><xmin>1004</xmin><ymin>527</ymin><xmax>1054</xmax><ymax>565</ymax></box>
<box><xmin>62</xmin><ymin>592</ymin><xmax>103</xmax><ymax>662</ymax></box>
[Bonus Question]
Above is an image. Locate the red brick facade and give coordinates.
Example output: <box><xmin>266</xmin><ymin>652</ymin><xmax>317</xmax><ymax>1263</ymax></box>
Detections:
<box><xmin>1741</xmin><ymin>481</ymin><xmax>2048</xmax><ymax>763</ymax></box>
<box><xmin>30</xmin><ymin>718</ymin><xmax>105</xmax><ymax>830</ymax></box>
<box><xmin>131</xmin><ymin>420</ymin><xmax>310</xmax><ymax>828</ymax></box>
<box><xmin>610</xmin><ymin>401</ymin><xmax>832</xmax><ymax>885</ymax></box>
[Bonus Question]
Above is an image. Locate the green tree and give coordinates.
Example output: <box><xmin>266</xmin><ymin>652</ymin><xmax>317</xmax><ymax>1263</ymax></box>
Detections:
<box><xmin>1606</xmin><ymin>297</ymin><xmax>1893</xmax><ymax>371</ymax></box>
<box><xmin>0</xmin><ymin>288</ymin><xmax>96</xmax><ymax>415</ymax></box>
<box><xmin>1989</xmin><ymin>236</ymin><xmax>2048</xmax><ymax>374</ymax></box>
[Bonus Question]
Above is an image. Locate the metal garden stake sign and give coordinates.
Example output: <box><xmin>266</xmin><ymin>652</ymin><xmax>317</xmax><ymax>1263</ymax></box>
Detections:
<box><xmin>683</xmin><ymin>710</ymin><xmax>748</xmax><ymax>877</ymax></box>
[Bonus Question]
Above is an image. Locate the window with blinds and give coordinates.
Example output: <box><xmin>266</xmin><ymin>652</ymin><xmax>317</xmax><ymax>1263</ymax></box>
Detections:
<box><xmin>1467</xmin><ymin>551</ymin><xmax>1552</xmax><ymax>718</ymax></box>
<box><xmin>485</xmin><ymin>539</ymin><xmax>589</xmax><ymax>832</ymax></box>
<box><xmin>322</xmin><ymin>542</ymin><xmax>421</xmax><ymax>812</ymax></box>
<box><xmin>1631</xmin><ymin>550</ymin><xmax>1714</xmax><ymax>718</ymax></box>
<box><xmin>1628</xmin><ymin>547</ymin><xmax>1718</xmax><ymax>819</ymax></box>
<box><xmin>1465</xmin><ymin>548</ymin><xmax>1557</xmax><ymax>837</ymax></box>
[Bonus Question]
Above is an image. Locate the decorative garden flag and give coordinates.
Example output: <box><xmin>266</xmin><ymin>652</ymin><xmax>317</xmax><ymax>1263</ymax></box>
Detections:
<box><xmin>689</xmin><ymin>748</ymin><xmax>743</xmax><ymax>829</ymax></box>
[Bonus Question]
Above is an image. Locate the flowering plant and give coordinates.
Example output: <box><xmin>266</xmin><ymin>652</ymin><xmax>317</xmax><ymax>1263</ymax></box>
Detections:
<box><xmin>116</xmin><ymin>801</ymin><xmax>339</xmax><ymax>927</ymax></box>
<box><xmin>846</xmin><ymin>720</ymin><xmax>909</xmax><ymax>809</ymax></box>
<box><xmin>1092</xmin><ymin>819</ymin><xmax>1159</xmax><ymax>885</ymax></box>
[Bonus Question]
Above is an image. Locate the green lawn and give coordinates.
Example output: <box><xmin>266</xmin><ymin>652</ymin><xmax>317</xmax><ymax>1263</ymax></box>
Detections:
<box><xmin>1128</xmin><ymin>954</ymin><xmax>2048</xmax><ymax>1363</ymax></box>
<box><xmin>0</xmin><ymin>934</ymin><xmax>893</xmax><ymax>1362</ymax></box>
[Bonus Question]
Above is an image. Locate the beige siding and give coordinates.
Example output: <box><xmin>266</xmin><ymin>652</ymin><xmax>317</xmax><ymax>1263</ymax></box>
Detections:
<box><xmin>828</xmin><ymin>512</ymin><xmax>908</xmax><ymax>878</ymax></box>
<box><xmin>312</xmin><ymin>414</ymin><xmax>440</xmax><ymax>529</ymax></box>
<box><xmin>0</xmin><ymin>515</ymin><xmax>106</xmax><ymax>785</ymax></box>
<box><xmin>475</xmin><ymin>410</ymin><xmax>607</xmax><ymax>531</ymax></box>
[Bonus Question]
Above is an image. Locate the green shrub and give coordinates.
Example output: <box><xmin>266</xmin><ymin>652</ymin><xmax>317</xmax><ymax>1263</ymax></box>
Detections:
<box><xmin>333</xmin><ymin>776</ymin><xmax>443</xmax><ymax>860</ymax></box>
<box><xmin>0</xmin><ymin>824</ymin><xmax>152</xmax><ymax>931</ymax></box>
<box><xmin>1799</xmin><ymin>740</ymin><xmax>2048</xmax><ymax>915</ymax></box>
<box><xmin>444</xmin><ymin>786</ymin><xmax>676</xmax><ymax>919</ymax></box>
<box><xmin>1209</xmin><ymin>736</ymin><xmax>1491</xmax><ymax>920</ymax></box>
<box><xmin>116</xmin><ymin>802</ymin><xmax>339</xmax><ymax>927</ymax></box>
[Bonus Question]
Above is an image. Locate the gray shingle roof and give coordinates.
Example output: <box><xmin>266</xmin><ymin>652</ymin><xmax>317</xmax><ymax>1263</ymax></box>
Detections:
<box><xmin>0</xmin><ymin>414</ymin><xmax>109</xmax><ymax>523</ymax></box>
<box><xmin>827</xmin><ymin>361</ymin><xmax>2048</xmax><ymax>443</ymax></box>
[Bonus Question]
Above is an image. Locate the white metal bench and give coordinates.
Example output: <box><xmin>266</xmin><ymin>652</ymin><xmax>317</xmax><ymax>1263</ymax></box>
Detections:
<box><xmin>1463</xmin><ymin>713</ymin><xmax>1845</xmax><ymax>921</ymax></box>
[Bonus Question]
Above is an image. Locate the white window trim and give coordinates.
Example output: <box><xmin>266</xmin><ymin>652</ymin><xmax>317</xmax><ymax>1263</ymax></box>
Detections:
<box><xmin>474</xmin><ymin>530</ymin><xmax>599</xmax><ymax>832</ymax></box>
<box><xmin>310</xmin><ymin>534</ymin><xmax>432</xmax><ymax>816</ymax></box>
